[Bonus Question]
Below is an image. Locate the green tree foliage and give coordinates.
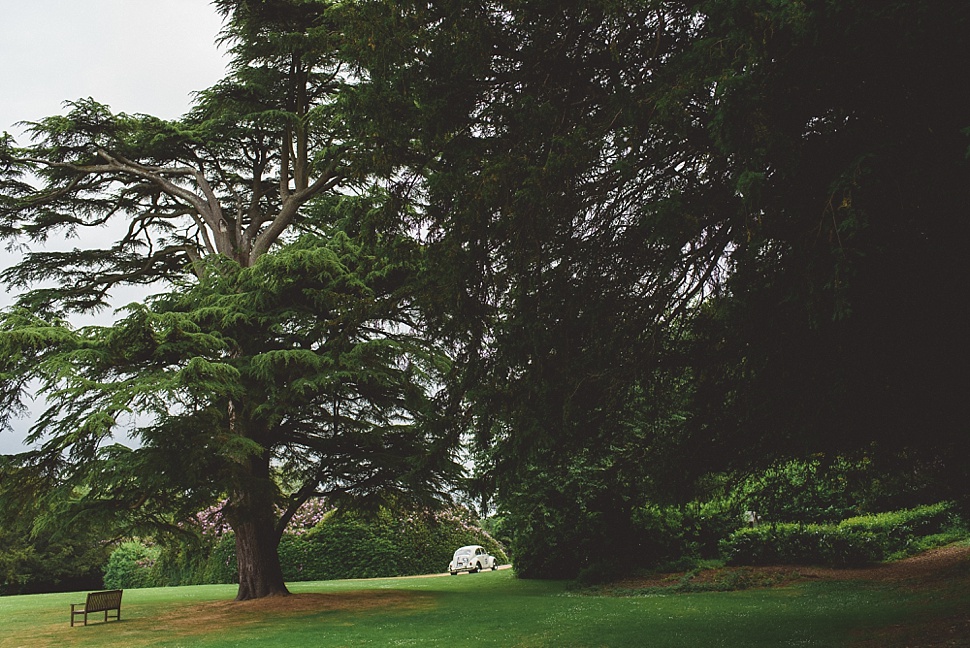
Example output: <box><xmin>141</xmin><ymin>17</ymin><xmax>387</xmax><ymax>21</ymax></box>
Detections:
<box><xmin>0</xmin><ymin>459</ymin><xmax>109</xmax><ymax>595</ymax></box>
<box><xmin>342</xmin><ymin>0</ymin><xmax>720</xmax><ymax>580</ymax></box>
<box><xmin>3</xmin><ymin>0</ymin><xmax>966</xmax><ymax>587</ymax></box>
<box><xmin>0</xmin><ymin>0</ymin><xmax>458</xmax><ymax>600</ymax></box>
<box><xmin>347</xmin><ymin>0</ymin><xmax>970</xmax><ymax>576</ymax></box>
<box><xmin>680</xmin><ymin>1</ymin><xmax>970</xmax><ymax>494</ymax></box>
<box><xmin>0</xmin><ymin>227</ymin><xmax>455</xmax><ymax>599</ymax></box>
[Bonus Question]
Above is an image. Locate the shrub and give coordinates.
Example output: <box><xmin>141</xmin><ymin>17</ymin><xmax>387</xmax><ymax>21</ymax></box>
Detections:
<box><xmin>576</xmin><ymin>560</ymin><xmax>625</xmax><ymax>587</ymax></box>
<box><xmin>502</xmin><ymin>463</ymin><xmax>643</xmax><ymax>580</ymax></box>
<box><xmin>103</xmin><ymin>541</ymin><xmax>161</xmax><ymax>589</ymax></box>
<box><xmin>147</xmin><ymin>536</ymin><xmax>211</xmax><ymax>587</ymax></box>
<box><xmin>633</xmin><ymin>505</ymin><xmax>684</xmax><ymax>549</ymax></box>
<box><xmin>201</xmin><ymin>533</ymin><xmax>238</xmax><ymax>584</ymax></box>
<box><xmin>681</xmin><ymin>497</ymin><xmax>743</xmax><ymax>558</ymax></box>
<box><xmin>720</xmin><ymin>502</ymin><xmax>959</xmax><ymax>567</ymax></box>
<box><xmin>276</xmin><ymin>506</ymin><xmax>508</xmax><ymax>581</ymax></box>
<box><xmin>720</xmin><ymin>523</ymin><xmax>881</xmax><ymax>567</ymax></box>
<box><xmin>839</xmin><ymin>502</ymin><xmax>954</xmax><ymax>555</ymax></box>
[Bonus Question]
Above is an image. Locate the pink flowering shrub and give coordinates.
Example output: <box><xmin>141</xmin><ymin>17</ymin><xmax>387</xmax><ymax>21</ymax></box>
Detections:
<box><xmin>284</xmin><ymin>498</ymin><xmax>333</xmax><ymax>536</ymax></box>
<box><xmin>188</xmin><ymin>498</ymin><xmax>333</xmax><ymax>540</ymax></box>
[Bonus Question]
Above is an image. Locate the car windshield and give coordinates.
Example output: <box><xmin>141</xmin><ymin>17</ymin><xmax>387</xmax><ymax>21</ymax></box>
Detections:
<box><xmin>455</xmin><ymin>548</ymin><xmax>474</xmax><ymax>557</ymax></box>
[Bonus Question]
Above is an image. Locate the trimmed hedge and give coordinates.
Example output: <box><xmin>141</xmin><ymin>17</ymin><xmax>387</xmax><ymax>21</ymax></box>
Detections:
<box><xmin>720</xmin><ymin>502</ymin><xmax>956</xmax><ymax>567</ymax></box>
<box><xmin>108</xmin><ymin>506</ymin><xmax>507</xmax><ymax>587</ymax></box>
<box><xmin>282</xmin><ymin>521</ymin><xmax>402</xmax><ymax>581</ymax></box>
<box><xmin>839</xmin><ymin>503</ymin><xmax>954</xmax><ymax>555</ymax></box>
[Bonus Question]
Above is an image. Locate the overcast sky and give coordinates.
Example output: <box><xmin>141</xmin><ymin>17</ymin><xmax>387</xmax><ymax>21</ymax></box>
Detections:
<box><xmin>0</xmin><ymin>0</ymin><xmax>229</xmax><ymax>454</ymax></box>
<box><xmin>0</xmin><ymin>0</ymin><xmax>228</xmax><ymax>134</ymax></box>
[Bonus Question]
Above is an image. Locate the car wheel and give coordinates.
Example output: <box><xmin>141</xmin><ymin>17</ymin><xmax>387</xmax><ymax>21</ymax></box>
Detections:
<box><xmin>471</xmin><ymin>563</ymin><xmax>480</xmax><ymax>573</ymax></box>
<box><xmin>492</xmin><ymin>562</ymin><xmax>498</xmax><ymax>570</ymax></box>
<box><xmin>450</xmin><ymin>571</ymin><xmax>458</xmax><ymax>576</ymax></box>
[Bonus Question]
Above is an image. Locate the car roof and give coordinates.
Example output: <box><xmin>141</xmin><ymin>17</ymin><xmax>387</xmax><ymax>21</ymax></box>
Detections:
<box><xmin>454</xmin><ymin>545</ymin><xmax>483</xmax><ymax>552</ymax></box>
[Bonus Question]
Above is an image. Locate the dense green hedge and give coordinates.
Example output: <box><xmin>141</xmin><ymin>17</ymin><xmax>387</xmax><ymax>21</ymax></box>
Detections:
<box><xmin>103</xmin><ymin>541</ymin><xmax>161</xmax><ymax>589</ymax></box>
<box><xmin>838</xmin><ymin>503</ymin><xmax>955</xmax><ymax>554</ymax></box>
<box><xmin>720</xmin><ymin>502</ymin><xmax>957</xmax><ymax>567</ymax></box>
<box><xmin>106</xmin><ymin>506</ymin><xmax>507</xmax><ymax>588</ymax></box>
<box><xmin>281</xmin><ymin>521</ymin><xmax>402</xmax><ymax>581</ymax></box>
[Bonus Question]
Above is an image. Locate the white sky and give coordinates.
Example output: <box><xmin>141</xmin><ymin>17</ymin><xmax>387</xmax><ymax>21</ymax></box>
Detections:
<box><xmin>0</xmin><ymin>0</ymin><xmax>229</xmax><ymax>453</ymax></box>
<box><xmin>0</xmin><ymin>0</ymin><xmax>228</xmax><ymax>134</ymax></box>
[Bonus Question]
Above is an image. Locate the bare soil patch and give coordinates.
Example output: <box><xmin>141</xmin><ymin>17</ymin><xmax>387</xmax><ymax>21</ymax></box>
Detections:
<box><xmin>609</xmin><ymin>544</ymin><xmax>970</xmax><ymax>592</ymax></box>
<box><xmin>784</xmin><ymin>544</ymin><xmax>970</xmax><ymax>586</ymax></box>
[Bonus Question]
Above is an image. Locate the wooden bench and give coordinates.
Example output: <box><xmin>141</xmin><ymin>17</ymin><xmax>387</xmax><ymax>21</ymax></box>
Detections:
<box><xmin>70</xmin><ymin>589</ymin><xmax>123</xmax><ymax>627</ymax></box>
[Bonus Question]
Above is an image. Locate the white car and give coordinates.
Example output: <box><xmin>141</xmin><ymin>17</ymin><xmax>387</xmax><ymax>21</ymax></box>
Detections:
<box><xmin>449</xmin><ymin>545</ymin><xmax>498</xmax><ymax>575</ymax></box>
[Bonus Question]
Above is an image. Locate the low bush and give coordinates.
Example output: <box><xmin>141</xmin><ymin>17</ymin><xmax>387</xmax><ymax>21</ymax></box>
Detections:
<box><xmin>199</xmin><ymin>534</ymin><xmax>238</xmax><ymax>584</ymax></box>
<box><xmin>103</xmin><ymin>541</ymin><xmax>161</xmax><ymax>589</ymax></box>
<box><xmin>720</xmin><ymin>502</ymin><xmax>959</xmax><ymax>567</ymax></box>
<box><xmin>680</xmin><ymin>497</ymin><xmax>744</xmax><ymax>558</ymax></box>
<box><xmin>720</xmin><ymin>523</ymin><xmax>881</xmax><ymax>567</ymax></box>
<box><xmin>839</xmin><ymin>502</ymin><xmax>954</xmax><ymax>556</ymax></box>
<box><xmin>575</xmin><ymin>560</ymin><xmax>627</xmax><ymax>587</ymax></box>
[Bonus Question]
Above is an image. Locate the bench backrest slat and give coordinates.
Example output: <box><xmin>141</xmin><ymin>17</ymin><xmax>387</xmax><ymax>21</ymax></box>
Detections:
<box><xmin>85</xmin><ymin>590</ymin><xmax>123</xmax><ymax>612</ymax></box>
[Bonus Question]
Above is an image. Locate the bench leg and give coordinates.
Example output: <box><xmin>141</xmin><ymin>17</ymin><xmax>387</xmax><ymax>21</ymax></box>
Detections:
<box><xmin>70</xmin><ymin>606</ymin><xmax>86</xmax><ymax>627</ymax></box>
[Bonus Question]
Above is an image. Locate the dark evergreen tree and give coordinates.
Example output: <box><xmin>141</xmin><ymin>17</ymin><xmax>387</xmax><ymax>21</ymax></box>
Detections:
<box><xmin>0</xmin><ymin>1</ymin><xmax>457</xmax><ymax>599</ymax></box>
<box><xmin>675</xmin><ymin>0</ymin><xmax>970</xmax><ymax>496</ymax></box>
<box><xmin>0</xmin><ymin>458</ymin><xmax>109</xmax><ymax>595</ymax></box>
<box><xmin>350</xmin><ymin>0</ymin><xmax>970</xmax><ymax>575</ymax></box>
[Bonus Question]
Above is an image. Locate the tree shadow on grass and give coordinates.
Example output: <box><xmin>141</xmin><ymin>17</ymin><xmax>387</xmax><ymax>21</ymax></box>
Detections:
<box><xmin>12</xmin><ymin>590</ymin><xmax>437</xmax><ymax>648</ymax></box>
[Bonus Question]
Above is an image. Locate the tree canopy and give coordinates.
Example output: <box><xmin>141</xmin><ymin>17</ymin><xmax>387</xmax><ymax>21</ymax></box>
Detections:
<box><xmin>346</xmin><ymin>0</ymin><xmax>970</xmax><ymax>574</ymax></box>
<box><xmin>1</xmin><ymin>0</ymin><xmax>967</xmax><ymax>588</ymax></box>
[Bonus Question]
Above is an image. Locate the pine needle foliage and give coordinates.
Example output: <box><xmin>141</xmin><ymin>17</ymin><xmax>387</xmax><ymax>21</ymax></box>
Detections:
<box><xmin>0</xmin><ymin>0</ymin><xmax>459</xmax><ymax>600</ymax></box>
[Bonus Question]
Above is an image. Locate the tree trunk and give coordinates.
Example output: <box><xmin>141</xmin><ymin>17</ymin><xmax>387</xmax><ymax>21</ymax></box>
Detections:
<box><xmin>233</xmin><ymin>512</ymin><xmax>289</xmax><ymax>600</ymax></box>
<box><xmin>228</xmin><ymin>450</ymin><xmax>290</xmax><ymax>601</ymax></box>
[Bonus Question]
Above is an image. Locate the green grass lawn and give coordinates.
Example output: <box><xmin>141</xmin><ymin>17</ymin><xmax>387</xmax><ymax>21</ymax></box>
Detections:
<box><xmin>1</xmin><ymin>562</ymin><xmax>966</xmax><ymax>648</ymax></box>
